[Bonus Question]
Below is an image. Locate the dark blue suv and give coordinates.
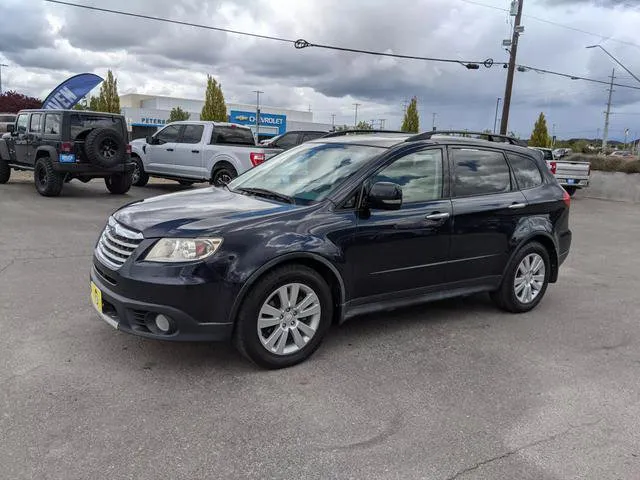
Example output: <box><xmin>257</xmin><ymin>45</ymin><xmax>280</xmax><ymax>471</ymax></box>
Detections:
<box><xmin>90</xmin><ymin>131</ymin><xmax>572</xmax><ymax>368</ymax></box>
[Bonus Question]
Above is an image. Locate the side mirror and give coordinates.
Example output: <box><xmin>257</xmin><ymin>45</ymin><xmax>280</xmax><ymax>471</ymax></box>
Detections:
<box><xmin>145</xmin><ymin>135</ymin><xmax>154</xmax><ymax>145</ymax></box>
<box><xmin>368</xmin><ymin>182</ymin><xmax>402</xmax><ymax>210</ymax></box>
<box><xmin>6</xmin><ymin>124</ymin><xmax>14</xmax><ymax>133</ymax></box>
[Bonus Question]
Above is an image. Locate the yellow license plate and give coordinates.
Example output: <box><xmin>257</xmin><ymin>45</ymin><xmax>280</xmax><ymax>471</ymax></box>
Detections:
<box><xmin>90</xmin><ymin>282</ymin><xmax>103</xmax><ymax>313</ymax></box>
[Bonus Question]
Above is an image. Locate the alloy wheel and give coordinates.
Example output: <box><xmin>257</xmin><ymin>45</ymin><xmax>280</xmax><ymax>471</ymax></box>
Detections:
<box><xmin>514</xmin><ymin>253</ymin><xmax>546</xmax><ymax>304</ymax></box>
<box><xmin>257</xmin><ymin>283</ymin><xmax>321</xmax><ymax>356</ymax></box>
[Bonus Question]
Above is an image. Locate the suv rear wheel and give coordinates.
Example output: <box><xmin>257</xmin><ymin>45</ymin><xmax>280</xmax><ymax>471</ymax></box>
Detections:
<box><xmin>34</xmin><ymin>157</ymin><xmax>63</xmax><ymax>197</ymax></box>
<box><xmin>491</xmin><ymin>241</ymin><xmax>550</xmax><ymax>313</ymax></box>
<box><xmin>0</xmin><ymin>159</ymin><xmax>10</xmax><ymax>184</ymax></box>
<box><xmin>105</xmin><ymin>173</ymin><xmax>132</xmax><ymax>194</ymax></box>
<box><xmin>234</xmin><ymin>265</ymin><xmax>333</xmax><ymax>369</ymax></box>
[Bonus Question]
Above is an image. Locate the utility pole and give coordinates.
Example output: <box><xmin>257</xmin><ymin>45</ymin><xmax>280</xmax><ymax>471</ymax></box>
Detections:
<box><xmin>552</xmin><ymin>123</ymin><xmax>556</xmax><ymax>146</ymax></box>
<box><xmin>379</xmin><ymin>118</ymin><xmax>386</xmax><ymax>129</ymax></box>
<box><xmin>432</xmin><ymin>112</ymin><xmax>437</xmax><ymax>131</ymax></box>
<box><xmin>353</xmin><ymin>103</ymin><xmax>361</xmax><ymax>127</ymax></box>
<box><xmin>253</xmin><ymin>90</ymin><xmax>263</xmax><ymax>141</ymax></box>
<box><xmin>493</xmin><ymin>97</ymin><xmax>501</xmax><ymax>133</ymax></box>
<box><xmin>602</xmin><ymin>69</ymin><xmax>615</xmax><ymax>153</ymax></box>
<box><xmin>0</xmin><ymin>64</ymin><xmax>7</xmax><ymax>95</ymax></box>
<box><xmin>331</xmin><ymin>113</ymin><xmax>336</xmax><ymax>129</ymax></box>
<box><xmin>500</xmin><ymin>0</ymin><xmax>524</xmax><ymax>135</ymax></box>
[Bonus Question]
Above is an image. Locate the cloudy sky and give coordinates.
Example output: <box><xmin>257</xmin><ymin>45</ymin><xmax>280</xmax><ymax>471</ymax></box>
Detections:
<box><xmin>1</xmin><ymin>0</ymin><xmax>640</xmax><ymax>139</ymax></box>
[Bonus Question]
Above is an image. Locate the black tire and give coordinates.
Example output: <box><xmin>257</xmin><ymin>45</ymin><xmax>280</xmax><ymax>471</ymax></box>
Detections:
<box><xmin>565</xmin><ymin>186</ymin><xmax>577</xmax><ymax>197</ymax></box>
<box><xmin>0</xmin><ymin>159</ymin><xmax>10</xmax><ymax>184</ymax></box>
<box><xmin>34</xmin><ymin>157</ymin><xmax>63</xmax><ymax>197</ymax></box>
<box><xmin>105</xmin><ymin>173</ymin><xmax>132</xmax><ymax>194</ymax></box>
<box><xmin>84</xmin><ymin>128</ymin><xmax>126</xmax><ymax>168</ymax></box>
<box><xmin>234</xmin><ymin>265</ymin><xmax>333</xmax><ymax>369</ymax></box>
<box><xmin>210</xmin><ymin>163</ymin><xmax>237</xmax><ymax>187</ymax></box>
<box><xmin>491</xmin><ymin>241</ymin><xmax>551</xmax><ymax>313</ymax></box>
<box><xmin>131</xmin><ymin>156</ymin><xmax>149</xmax><ymax>187</ymax></box>
<box><xmin>178</xmin><ymin>180</ymin><xmax>194</xmax><ymax>186</ymax></box>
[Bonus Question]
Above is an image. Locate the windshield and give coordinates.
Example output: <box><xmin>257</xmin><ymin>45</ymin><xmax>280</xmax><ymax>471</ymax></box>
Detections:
<box><xmin>228</xmin><ymin>142</ymin><xmax>384</xmax><ymax>204</ymax></box>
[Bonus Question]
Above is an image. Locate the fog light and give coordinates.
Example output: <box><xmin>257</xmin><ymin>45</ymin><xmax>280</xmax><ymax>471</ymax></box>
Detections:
<box><xmin>155</xmin><ymin>314</ymin><xmax>171</xmax><ymax>333</ymax></box>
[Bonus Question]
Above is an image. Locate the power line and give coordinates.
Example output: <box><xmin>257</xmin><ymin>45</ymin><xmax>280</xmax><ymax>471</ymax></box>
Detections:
<box><xmin>44</xmin><ymin>0</ymin><xmax>640</xmax><ymax>92</ymax></box>
<box><xmin>459</xmin><ymin>0</ymin><xmax>640</xmax><ymax>50</ymax></box>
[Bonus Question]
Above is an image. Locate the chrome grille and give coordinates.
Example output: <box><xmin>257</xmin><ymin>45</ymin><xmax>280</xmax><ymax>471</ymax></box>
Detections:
<box><xmin>96</xmin><ymin>217</ymin><xmax>143</xmax><ymax>270</ymax></box>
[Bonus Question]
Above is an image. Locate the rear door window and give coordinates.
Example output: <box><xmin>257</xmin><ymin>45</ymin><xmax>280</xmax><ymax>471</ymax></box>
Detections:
<box><xmin>507</xmin><ymin>153</ymin><xmax>543</xmax><ymax>190</ymax></box>
<box><xmin>179</xmin><ymin>124</ymin><xmax>204</xmax><ymax>144</ymax></box>
<box><xmin>451</xmin><ymin>148</ymin><xmax>512</xmax><ymax>197</ymax></box>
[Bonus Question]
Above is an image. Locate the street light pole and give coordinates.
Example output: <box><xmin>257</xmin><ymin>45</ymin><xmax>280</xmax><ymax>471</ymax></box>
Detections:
<box><xmin>0</xmin><ymin>64</ymin><xmax>8</xmax><ymax>95</ymax></box>
<box><xmin>500</xmin><ymin>0</ymin><xmax>524</xmax><ymax>135</ymax></box>
<box><xmin>586</xmin><ymin>45</ymin><xmax>640</xmax><ymax>85</ymax></box>
<box><xmin>353</xmin><ymin>103</ymin><xmax>361</xmax><ymax>127</ymax></box>
<box><xmin>252</xmin><ymin>90</ymin><xmax>263</xmax><ymax>141</ymax></box>
<box><xmin>493</xmin><ymin>97</ymin><xmax>501</xmax><ymax>133</ymax></box>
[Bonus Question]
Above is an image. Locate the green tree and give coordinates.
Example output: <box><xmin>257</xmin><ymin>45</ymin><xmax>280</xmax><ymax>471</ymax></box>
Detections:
<box><xmin>89</xmin><ymin>96</ymin><xmax>99</xmax><ymax>111</ymax></box>
<box><xmin>356</xmin><ymin>120</ymin><xmax>373</xmax><ymax>130</ymax></box>
<box><xmin>97</xmin><ymin>70</ymin><xmax>120</xmax><ymax>113</ymax></box>
<box><xmin>168</xmin><ymin>106</ymin><xmax>191</xmax><ymax>122</ymax></box>
<box><xmin>200</xmin><ymin>75</ymin><xmax>227</xmax><ymax>121</ymax></box>
<box><xmin>334</xmin><ymin>124</ymin><xmax>350</xmax><ymax>131</ymax></box>
<box><xmin>401</xmin><ymin>96</ymin><xmax>419</xmax><ymax>133</ymax></box>
<box><xmin>529</xmin><ymin>112</ymin><xmax>551</xmax><ymax>147</ymax></box>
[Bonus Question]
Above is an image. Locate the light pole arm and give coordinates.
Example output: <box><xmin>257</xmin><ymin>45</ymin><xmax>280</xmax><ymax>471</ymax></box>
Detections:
<box><xmin>587</xmin><ymin>45</ymin><xmax>640</xmax><ymax>85</ymax></box>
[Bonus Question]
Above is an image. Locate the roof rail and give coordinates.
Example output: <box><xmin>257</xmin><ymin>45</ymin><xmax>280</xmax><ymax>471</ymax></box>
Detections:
<box><xmin>405</xmin><ymin>130</ymin><xmax>527</xmax><ymax>146</ymax></box>
<box><xmin>322</xmin><ymin>129</ymin><xmax>406</xmax><ymax>138</ymax></box>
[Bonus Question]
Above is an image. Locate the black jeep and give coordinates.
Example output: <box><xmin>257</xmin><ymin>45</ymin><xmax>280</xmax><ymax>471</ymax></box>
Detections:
<box><xmin>0</xmin><ymin>109</ymin><xmax>134</xmax><ymax>197</ymax></box>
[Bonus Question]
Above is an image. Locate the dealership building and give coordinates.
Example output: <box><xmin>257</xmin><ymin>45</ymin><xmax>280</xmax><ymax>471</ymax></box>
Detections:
<box><xmin>120</xmin><ymin>93</ymin><xmax>333</xmax><ymax>141</ymax></box>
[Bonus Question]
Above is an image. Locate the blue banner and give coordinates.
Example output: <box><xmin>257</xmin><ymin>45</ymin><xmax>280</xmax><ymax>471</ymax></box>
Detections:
<box><xmin>229</xmin><ymin>110</ymin><xmax>287</xmax><ymax>135</ymax></box>
<box><xmin>41</xmin><ymin>73</ymin><xmax>104</xmax><ymax>110</ymax></box>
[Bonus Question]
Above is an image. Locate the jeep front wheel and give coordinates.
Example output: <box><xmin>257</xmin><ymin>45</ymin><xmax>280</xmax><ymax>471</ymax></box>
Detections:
<box><xmin>0</xmin><ymin>159</ymin><xmax>10</xmax><ymax>184</ymax></box>
<box><xmin>105</xmin><ymin>173</ymin><xmax>132</xmax><ymax>194</ymax></box>
<box><xmin>34</xmin><ymin>158</ymin><xmax>63</xmax><ymax>197</ymax></box>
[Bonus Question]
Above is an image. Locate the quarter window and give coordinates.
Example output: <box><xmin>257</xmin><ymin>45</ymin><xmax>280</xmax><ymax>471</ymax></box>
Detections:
<box><xmin>155</xmin><ymin>125</ymin><xmax>181</xmax><ymax>144</ymax></box>
<box><xmin>452</xmin><ymin>149</ymin><xmax>511</xmax><ymax>197</ymax></box>
<box><xmin>29</xmin><ymin>114</ymin><xmax>42</xmax><ymax>133</ymax></box>
<box><xmin>371</xmin><ymin>149</ymin><xmax>443</xmax><ymax>204</ymax></box>
<box><xmin>179</xmin><ymin>124</ymin><xmax>204</xmax><ymax>144</ymax></box>
<box><xmin>508</xmin><ymin>153</ymin><xmax>543</xmax><ymax>190</ymax></box>
<box><xmin>15</xmin><ymin>114</ymin><xmax>28</xmax><ymax>133</ymax></box>
<box><xmin>44</xmin><ymin>114</ymin><xmax>62</xmax><ymax>136</ymax></box>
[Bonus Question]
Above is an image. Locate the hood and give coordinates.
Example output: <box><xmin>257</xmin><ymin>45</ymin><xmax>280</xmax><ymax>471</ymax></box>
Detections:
<box><xmin>113</xmin><ymin>187</ymin><xmax>303</xmax><ymax>237</ymax></box>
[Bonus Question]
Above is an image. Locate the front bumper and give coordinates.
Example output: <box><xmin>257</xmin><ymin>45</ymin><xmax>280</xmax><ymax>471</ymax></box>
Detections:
<box><xmin>90</xmin><ymin>260</ymin><xmax>234</xmax><ymax>342</ymax></box>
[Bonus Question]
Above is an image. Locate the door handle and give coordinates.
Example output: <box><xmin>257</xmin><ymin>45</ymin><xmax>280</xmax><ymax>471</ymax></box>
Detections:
<box><xmin>425</xmin><ymin>212</ymin><xmax>450</xmax><ymax>220</ymax></box>
<box><xmin>166</xmin><ymin>148</ymin><xmax>174</xmax><ymax>152</ymax></box>
<box><xmin>508</xmin><ymin>202</ymin><xmax>527</xmax><ymax>209</ymax></box>
<box><xmin>191</xmin><ymin>150</ymin><xmax>200</xmax><ymax>153</ymax></box>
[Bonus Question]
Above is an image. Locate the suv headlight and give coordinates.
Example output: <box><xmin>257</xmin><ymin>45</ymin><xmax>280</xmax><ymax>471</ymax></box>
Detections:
<box><xmin>143</xmin><ymin>238</ymin><xmax>223</xmax><ymax>263</ymax></box>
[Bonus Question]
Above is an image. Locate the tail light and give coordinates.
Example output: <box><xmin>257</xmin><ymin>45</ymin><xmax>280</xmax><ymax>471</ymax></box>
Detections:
<box><xmin>250</xmin><ymin>152</ymin><xmax>265</xmax><ymax>167</ymax></box>
<box><xmin>61</xmin><ymin>142</ymin><xmax>73</xmax><ymax>153</ymax></box>
<box><xmin>125</xmin><ymin>144</ymin><xmax>132</xmax><ymax>154</ymax></box>
<box><xmin>548</xmin><ymin>161</ymin><xmax>557</xmax><ymax>174</ymax></box>
<box><xmin>562</xmin><ymin>189</ymin><xmax>571</xmax><ymax>208</ymax></box>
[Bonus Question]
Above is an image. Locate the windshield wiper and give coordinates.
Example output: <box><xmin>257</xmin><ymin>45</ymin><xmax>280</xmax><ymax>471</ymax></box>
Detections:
<box><xmin>236</xmin><ymin>187</ymin><xmax>295</xmax><ymax>204</ymax></box>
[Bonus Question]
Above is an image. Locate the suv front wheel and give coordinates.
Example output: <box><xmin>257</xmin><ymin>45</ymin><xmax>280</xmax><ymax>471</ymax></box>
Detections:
<box><xmin>34</xmin><ymin>157</ymin><xmax>64</xmax><ymax>197</ymax></box>
<box><xmin>105</xmin><ymin>173</ymin><xmax>132</xmax><ymax>194</ymax></box>
<box><xmin>491</xmin><ymin>241</ymin><xmax>551</xmax><ymax>313</ymax></box>
<box><xmin>234</xmin><ymin>265</ymin><xmax>333</xmax><ymax>369</ymax></box>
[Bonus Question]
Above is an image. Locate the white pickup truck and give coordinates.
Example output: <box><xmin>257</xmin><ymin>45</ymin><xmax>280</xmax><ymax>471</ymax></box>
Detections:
<box><xmin>130</xmin><ymin>121</ymin><xmax>282</xmax><ymax>187</ymax></box>
<box><xmin>529</xmin><ymin>147</ymin><xmax>590</xmax><ymax>196</ymax></box>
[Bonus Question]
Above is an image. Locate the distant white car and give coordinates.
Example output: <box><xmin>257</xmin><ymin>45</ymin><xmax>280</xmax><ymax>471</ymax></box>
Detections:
<box><xmin>130</xmin><ymin>121</ymin><xmax>282</xmax><ymax>187</ymax></box>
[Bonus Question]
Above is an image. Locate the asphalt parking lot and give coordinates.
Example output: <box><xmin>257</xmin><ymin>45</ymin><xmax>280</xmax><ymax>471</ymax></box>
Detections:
<box><xmin>1</xmin><ymin>174</ymin><xmax>639</xmax><ymax>480</ymax></box>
